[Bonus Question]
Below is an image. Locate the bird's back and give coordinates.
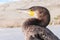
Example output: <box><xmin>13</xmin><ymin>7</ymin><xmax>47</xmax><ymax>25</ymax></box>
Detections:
<box><xmin>23</xmin><ymin>25</ymin><xmax>59</xmax><ymax>40</ymax></box>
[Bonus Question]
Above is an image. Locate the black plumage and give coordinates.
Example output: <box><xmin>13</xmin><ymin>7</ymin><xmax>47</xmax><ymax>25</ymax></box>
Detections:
<box><xmin>22</xmin><ymin>6</ymin><xmax>59</xmax><ymax>40</ymax></box>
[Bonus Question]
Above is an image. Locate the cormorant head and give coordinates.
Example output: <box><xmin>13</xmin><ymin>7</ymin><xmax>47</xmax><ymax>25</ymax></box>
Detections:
<box><xmin>28</xmin><ymin>6</ymin><xmax>50</xmax><ymax>27</ymax></box>
<box><xmin>29</xmin><ymin>6</ymin><xmax>50</xmax><ymax>20</ymax></box>
<box><xmin>17</xmin><ymin>6</ymin><xmax>50</xmax><ymax>19</ymax></box>
<box><xmin>17</xmin><ymin>6</ymin><xmax>50</xmax><ymax>27</ymax></box>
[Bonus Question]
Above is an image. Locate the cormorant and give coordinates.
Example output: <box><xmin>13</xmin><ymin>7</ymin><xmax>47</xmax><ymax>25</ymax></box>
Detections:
<box><xmin>18</xmin><ymin>6</ymin><xmax>59</xmax><ymax>40</ymax></box>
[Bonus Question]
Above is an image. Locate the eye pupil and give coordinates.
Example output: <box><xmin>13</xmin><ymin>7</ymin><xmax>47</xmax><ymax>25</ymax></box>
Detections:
<box><xmin>40</xmin><ymin>11</ymin><xmax>43</xmax><ymax>14</ymax></box>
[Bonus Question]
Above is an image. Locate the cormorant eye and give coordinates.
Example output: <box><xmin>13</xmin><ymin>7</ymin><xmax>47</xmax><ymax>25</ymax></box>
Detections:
<box><xmin>40</xmin><ymin>11</ymin><xmax>43</xmax><ymax>14</ymax></box>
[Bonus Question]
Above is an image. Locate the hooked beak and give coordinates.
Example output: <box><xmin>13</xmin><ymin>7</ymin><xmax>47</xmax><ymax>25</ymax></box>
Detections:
<box><xmin>17</xmin><ymin>9</ymin><xmax>35</xmax><ymax>16</ymax></box>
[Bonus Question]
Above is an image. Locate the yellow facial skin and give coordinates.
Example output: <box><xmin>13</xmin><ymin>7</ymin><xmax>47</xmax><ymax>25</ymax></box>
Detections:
<box><xmin>29</xmin><ymin>10</ymin><xmax>35</xmax><ymax>16</ymax></box>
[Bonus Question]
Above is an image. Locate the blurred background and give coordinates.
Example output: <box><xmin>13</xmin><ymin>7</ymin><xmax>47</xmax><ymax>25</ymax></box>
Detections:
<box><xmin>0</xmin><ymin>0</ymin><xmax>60</xmax><ymax>40</ymax></box>
<box><xmin>0</xmin><ymin>0</ymin><xmax>60</xmax><ymax>28</ymax></box>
